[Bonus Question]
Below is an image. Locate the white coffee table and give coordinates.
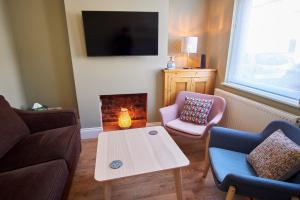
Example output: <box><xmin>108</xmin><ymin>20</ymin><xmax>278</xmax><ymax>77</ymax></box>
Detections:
<box><xmin>94</xmin><ymin>126</ymin><xmax>190</xmax><ymax>200</ymax></box>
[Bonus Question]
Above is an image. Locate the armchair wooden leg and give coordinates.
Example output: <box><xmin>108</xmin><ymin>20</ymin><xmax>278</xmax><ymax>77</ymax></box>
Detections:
<box><xmin>202</xmin><ymin>134</ymin><xmax>210</xmax><ymax>178</ymax></box>
<box><xmin>225</xmin><ymin>186</ymin><xmax>236</xmax><ymax>200</ymax></box>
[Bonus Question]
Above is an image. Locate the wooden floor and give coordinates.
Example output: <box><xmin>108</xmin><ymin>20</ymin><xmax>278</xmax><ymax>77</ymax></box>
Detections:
<box><xmin>68</xmin><ymin>135</ymin><xmax>247</xmax><ymax>200</ymax></box>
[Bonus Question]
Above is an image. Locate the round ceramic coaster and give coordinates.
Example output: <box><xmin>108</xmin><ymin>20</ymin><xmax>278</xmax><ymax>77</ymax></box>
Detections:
<box><xmin>109</xmin><ymin>160</ymin><xmax>123</xmax><ymax>169</ymax></box>
<box><xmin>148</xmin><ymin>130</ymin><xmax>158</xmax><ymax>135</ymax></box>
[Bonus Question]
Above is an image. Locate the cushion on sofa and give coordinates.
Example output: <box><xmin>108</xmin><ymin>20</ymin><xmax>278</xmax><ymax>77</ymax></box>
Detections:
<box><xmin>179</xmin><ymin>96</ymin><xmax>214</xmax><ymax>125</ymax></box>
<box><xmin>209</xmin><ymin>147</ymin><xmax>256</xmax><ymax>182</ymax></box>
<box><xmin>166</xmin><ymin>118</ymin><xmax>206</xmax><ymax>136</ymax></box>
<box><xmin>0</xmin><ymin>160</ymin><xmax>68</xmax><ymax>200</ymax></box>
<box><xmin>0</xmin><ymin>125</ymin><xmax>80</xmax><ymax>172</ymax></box>
<box><xmin>247</xmin><ymin>129</ymin><xmax>300</xmax><ymax>180</ymax></box>
<box><xmin>0</xmin><ymin>96</ymin><xmax>30</xmax><ymax>158</ymax></box>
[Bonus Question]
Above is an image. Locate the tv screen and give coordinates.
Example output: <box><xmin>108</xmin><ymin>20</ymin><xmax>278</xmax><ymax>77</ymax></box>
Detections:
<box><xmin>82</xmin><ymin>11</ymin><xmax>159</xmax><ymax>56</ymax></box>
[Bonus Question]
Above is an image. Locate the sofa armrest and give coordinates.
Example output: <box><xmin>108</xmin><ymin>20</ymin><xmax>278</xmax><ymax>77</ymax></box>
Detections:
<box><xmin>159</xmin><ymin>104</ymin><xmax>179</xmax><ymax>126</ymax></box>
<box><xmin>209</xmin><ymin>127</ymin><xmax>262</xmax><ymax>154</ymax></box>
<box><xmin>222</xmin><ymin>174</ymin><xmax>300</xmax><ymax>199</ymax></box>
<box><xmin>14</xmin><ymin>109</ymin><xmax>79</xmax><ymax>133</ymax></box>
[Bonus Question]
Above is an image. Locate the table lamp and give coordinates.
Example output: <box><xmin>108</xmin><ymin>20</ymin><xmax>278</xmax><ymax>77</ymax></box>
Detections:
<box><xmin>181</xmin><ymin>36</ymin><xmax>198</xmax><ymax>68</ymax></box>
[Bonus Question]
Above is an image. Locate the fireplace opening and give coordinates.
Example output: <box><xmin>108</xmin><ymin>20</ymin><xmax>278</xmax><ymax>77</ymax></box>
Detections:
<box><xmin>100</xmin><ymin>93</ymin><xmax>147</xmax><ymax>131</ymax></box>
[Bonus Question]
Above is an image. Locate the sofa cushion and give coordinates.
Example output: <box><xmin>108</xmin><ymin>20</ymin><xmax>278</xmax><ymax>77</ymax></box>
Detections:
<box><xmin>0</xmin><ymin>160</ymin><xmax>68</xmax><ymax>200</ymax></box>
<box><xmin>179</xmin><ymin>96</ymin><xmax>214</xmax><ymax>125</ymax></box>
<box><xmin>166</xmin><ymin>118</ymin><xmax>206</xmax><ymax>136</ymax></box>
<box><xmin>209</xmin><ymin>147</ymin><xmax>256</xmax><ymax>182</ymax></box>
<box><xmin>0</xmin><ymin>96</ymin><xmax>30</xmax><ymax>158</ymax></box>
<box><xmin>247</xmin><ymin>129</ymin><xmax>300</xmax><ymax>180</ymax></box>
<box><xmin>0</xmin><ymin>125</ymin><xmax>80</xmax><ymax>172</ymax></box>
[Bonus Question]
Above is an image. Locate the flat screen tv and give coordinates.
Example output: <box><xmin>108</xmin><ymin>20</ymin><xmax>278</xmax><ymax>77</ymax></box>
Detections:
<box><xmin>82</xmin><ymin>11</ymin><xmax>159</xmax><ymax>56</ymax></box>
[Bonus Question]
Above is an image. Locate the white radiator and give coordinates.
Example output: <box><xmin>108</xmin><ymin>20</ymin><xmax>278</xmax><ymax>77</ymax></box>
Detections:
<box><xmin>214</xmin><ymin>88</ymin><xmax>300</xmax><ymax>132</ymax></box>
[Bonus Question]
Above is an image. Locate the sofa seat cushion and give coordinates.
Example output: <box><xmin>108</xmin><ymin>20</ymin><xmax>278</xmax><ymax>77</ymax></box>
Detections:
<box><xmin>0</xmin><ymin>96</ymin><xmax>30</xmax><ymax>158</ymax></box>
<box><xmin>0</xmin><ymin>160</ymin><xmax>68</xmax><ymax>200</ymax></box>
<box><xmin>0</xmin><ymin>125</ymin><xmax>80</xmax><ymax>172</ymax></box>
<box><xmin>166</xmin><ymin>118</ymin><xmax>206</xmax><ymax>136</ymax></box>
<box><xmin>209</xmin><ymin>147</ymin><xmax>256</xmax><ymax>182</ymax></box>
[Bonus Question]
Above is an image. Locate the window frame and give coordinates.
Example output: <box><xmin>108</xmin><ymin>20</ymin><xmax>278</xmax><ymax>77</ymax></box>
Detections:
<box><xmin>224</xmin><ymin>0</ymin><xmax>300</xmax><ymax>108</ymax></box>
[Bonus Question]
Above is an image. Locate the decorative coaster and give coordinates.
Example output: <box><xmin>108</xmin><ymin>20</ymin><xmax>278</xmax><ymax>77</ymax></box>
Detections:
<box><xmin>148</xmin><ymin>130</ymin><xmax>158</xmax><ymax>135</ymax></box>
<box><xmin>109</xmin><ymin>160</ymin><xmax>123</xmax><ymax>169</ymax></box>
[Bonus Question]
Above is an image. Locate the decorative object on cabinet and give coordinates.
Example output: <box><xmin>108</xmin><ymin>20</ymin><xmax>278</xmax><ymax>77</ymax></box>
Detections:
<box><xmin>200</xmin><ymin>54</ymin><xmax>206</xmax><ymax>68</ymax></box>
<box><xmin>162</xmin><ymin>69</ymin><xmax>217</xmax><ymax>106</ymax></box>
<box><xmin>166</xmin><ymin>56</ymin><xmax>176</xmax><ymax>69</ymax></box>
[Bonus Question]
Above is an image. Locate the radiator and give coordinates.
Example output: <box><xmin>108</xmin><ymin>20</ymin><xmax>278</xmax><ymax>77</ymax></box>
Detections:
<box><xmin>214</xmin><ymin>88</ymin><xmax>300</xmax><ymax>132</ymax></box>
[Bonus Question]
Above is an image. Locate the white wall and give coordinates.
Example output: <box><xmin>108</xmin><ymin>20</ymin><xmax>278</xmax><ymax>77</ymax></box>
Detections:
<box><xmin>0</xmin><ymin>0</ymin><xmax>26</xmax><ymax>108</ymax></box>
<box><xmin>169</xmin><ymin>0</ymin><xmax>209</xmax><ymax>68</ymax></box>
<box><xmin>6</xmin><ymin>0</ymin><xmax>77</xmax><ymax>109</ymax></box>
<box><xmin>64</xmin><ymin>0</ymin><xmax>169</xmax><ymax>128</ymax></box>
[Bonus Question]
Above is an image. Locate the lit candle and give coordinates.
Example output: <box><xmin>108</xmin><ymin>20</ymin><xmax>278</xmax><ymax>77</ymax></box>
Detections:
<box><xmin>118</xmin><ymin>108</ymin><xmax>132</xmax><ymax>129</ymax></box>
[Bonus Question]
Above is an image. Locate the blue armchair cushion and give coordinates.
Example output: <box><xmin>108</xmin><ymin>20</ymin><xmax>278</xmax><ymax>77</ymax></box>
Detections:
<box><xmin>247</xmin><ymin>129</ymin><xmax>300</xmax><ymax>180</ymax></box>
<box><xmin>209</xmin><ymin>147</ymin><xmax>256</xmax><ymax>182</ymax></box>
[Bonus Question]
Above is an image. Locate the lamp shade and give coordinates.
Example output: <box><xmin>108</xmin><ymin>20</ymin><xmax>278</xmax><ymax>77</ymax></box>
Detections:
<box><xmin>181</xmin><ymin>36</ymin><xmax>198</xmax><ymax>53</ymax></box>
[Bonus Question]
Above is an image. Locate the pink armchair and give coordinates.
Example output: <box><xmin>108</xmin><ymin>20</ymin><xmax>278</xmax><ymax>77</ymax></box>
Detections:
<box><xmin>159</xmin><ymin>91</ymin><xmax>226</xmax><ymax>177</ymax></box>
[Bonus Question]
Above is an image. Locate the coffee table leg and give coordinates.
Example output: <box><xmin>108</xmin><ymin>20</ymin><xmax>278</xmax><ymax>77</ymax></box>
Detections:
<box><xmin>174</xmin><ymin>168</ymin><xmax>183</xmax><ymax>200</ymax></box>
<box><xmin>104</xmin><ymin>181</ymin><xmax>112</xmax><ymax>200</ymax></box>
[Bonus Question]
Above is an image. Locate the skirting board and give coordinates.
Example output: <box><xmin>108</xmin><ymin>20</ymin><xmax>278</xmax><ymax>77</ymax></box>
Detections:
<box><xmin>81</xmin><ymin>127</ymin><xmax>103</xmax><ymax>139</ymax></box>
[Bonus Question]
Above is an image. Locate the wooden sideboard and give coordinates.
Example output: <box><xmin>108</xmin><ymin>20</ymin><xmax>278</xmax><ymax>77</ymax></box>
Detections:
<box><xmin>163</xmin><ymin>69</ymin><xmax>217</xmax><ymax>106</ymax></box>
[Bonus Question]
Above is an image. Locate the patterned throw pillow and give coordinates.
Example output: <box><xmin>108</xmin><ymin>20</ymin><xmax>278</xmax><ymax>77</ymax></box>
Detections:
<box><xmin>247</xmin><ymin>129</ymin><xmax>300</xmax><ymax>180</ymax></box>
<box><xmin>179</xmin><ymin>97</ymin><xmax>214</xmax><ymax>125</ymax></box>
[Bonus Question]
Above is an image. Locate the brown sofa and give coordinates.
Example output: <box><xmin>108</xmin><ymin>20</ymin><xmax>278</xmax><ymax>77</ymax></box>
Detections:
<box><xmin>0</xmin><ymin>95</ymin><xmax>81</xmax><ymax>200</ymax></box>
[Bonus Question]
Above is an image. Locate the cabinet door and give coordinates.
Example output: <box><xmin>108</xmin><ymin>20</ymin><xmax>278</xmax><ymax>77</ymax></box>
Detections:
<box><xmin>191</xmin><ymin>77</ymin><xmax>213</xmax><ymax>94</ymax></box>
<box><xmin>169</xmin><ymin>77</ymin><xmax>192</xmax><ymax>104</ymax></box>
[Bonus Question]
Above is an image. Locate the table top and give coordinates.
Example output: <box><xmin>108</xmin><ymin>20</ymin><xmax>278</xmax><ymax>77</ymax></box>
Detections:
<box><xmin>94</xmin><ymin>126</ymin><xmax>190</xmax><ymax>182</ymax></box>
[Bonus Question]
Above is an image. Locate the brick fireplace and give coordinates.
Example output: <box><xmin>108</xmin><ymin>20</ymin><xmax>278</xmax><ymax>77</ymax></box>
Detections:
<box><xmin>100</xmin><ymin>93</ymin><xmax>147</xmax><ymax>131</ymax></box>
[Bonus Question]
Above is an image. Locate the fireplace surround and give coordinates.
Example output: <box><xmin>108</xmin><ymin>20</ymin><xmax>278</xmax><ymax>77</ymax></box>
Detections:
<box><xmin>100</xmin><ymin>93</ymin><xmax>147</xmax><ymax>131</ymax></box>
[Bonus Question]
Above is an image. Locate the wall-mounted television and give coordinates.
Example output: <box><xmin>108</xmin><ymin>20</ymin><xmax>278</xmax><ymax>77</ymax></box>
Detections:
<box><xmin>82</xmin><ymin>11</ymin><xmax>159</xmax><ymax>56</ymax></box>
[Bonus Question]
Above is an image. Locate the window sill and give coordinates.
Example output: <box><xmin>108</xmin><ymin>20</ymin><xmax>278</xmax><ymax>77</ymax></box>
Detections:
<box><xmin>222</xmin><ymin>82</ymin><xmax>300</xmax><ymax>108</ymax></box>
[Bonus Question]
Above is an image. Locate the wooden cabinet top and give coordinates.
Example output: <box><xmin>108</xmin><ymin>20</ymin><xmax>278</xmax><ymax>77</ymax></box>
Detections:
<box><xmin>163</xmin><ymin>68</ymin><xmax>217</xmax><ymax>73</ymax></box>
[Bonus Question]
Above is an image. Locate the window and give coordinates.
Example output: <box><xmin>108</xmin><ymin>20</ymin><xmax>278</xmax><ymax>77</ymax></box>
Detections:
<box><xmin>225</xmin><ymin>0</ymin><xmax>300</xmax><ymax>107</ymax></box>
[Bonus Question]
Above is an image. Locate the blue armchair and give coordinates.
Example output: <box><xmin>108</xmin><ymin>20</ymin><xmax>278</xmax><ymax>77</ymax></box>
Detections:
<box><xmin>209</xmin><ymin>120</ymin><xmax>300</xmax><ymax>200</ymax></box>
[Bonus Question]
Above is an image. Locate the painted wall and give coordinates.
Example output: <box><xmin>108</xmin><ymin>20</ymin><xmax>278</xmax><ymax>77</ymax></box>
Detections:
<box><xmin>206</xmin><ymin>0</ymin><xmax>300</xmax><ymax>115</ymax></box>
<box><xmin>6</xmin><ymin>0</ymin><xmax>77</xmax><ymax>109</ymax></box>
<box><xmin>0</xmin><ymin>0</ymin><xmax>26</xmax><ymax>108</ymax></box>
<box><xmin>169</xmin><ymin>0</ymin><xmax>208</xmax><ymax>68</ymax></box>
<box><xmin>64</xmin><ymin>0</ymin><xmax>169</xmax><ymax>128</ymax></box>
